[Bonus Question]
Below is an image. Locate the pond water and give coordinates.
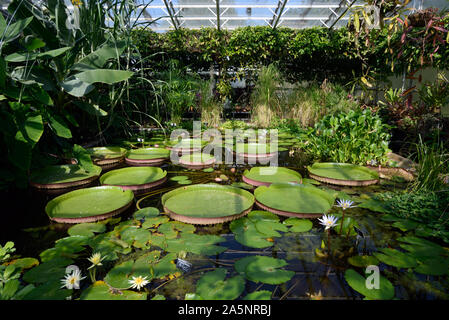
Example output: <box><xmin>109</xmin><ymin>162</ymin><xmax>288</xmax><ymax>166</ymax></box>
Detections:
<box><xmin>2</xmin><ymin>143</ymin><xmax>447</xmax><ymax>300</ymax></box>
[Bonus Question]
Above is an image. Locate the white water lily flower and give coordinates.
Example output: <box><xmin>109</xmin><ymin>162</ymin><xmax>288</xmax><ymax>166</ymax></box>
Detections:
<box><xmin>87</xmin><ymin>252</ymin><xmax>105</xmax><ymax>270</ymax></box>
<box><xmin>335</xmin><ymin>199</ymin><xmax>357</xmax><ymax>210</ymax></box>
<box><xmin>318</xmin><ymin>215</ymin><xmax>338</xmax><ymax>230</ymax></box>
<box><xmin>61</xmin><ymin>269</ymin><xmax>86</xmax><ymax>290</ymax></box>
<box><xmin>129</xmin><ymin>276</ymin><xmax>149</xmax><ymax>291</ymax></box>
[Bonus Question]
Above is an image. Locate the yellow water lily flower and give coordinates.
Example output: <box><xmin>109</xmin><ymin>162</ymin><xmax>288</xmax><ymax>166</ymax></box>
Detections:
<box><xmin>87</xmin><ymin>252</ymin><xmax>105</xmax><ymax>270</ymax></box>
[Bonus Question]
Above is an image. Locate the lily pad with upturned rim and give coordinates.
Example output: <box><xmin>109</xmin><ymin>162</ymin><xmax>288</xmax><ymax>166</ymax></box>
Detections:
<box><xmin>254</xmin><ymin>183</ymin><xmax>335</xmax><ymax>218</ymax></box>
<box><xmin>162</xmin><ymin>184</ymin><xmax>254</xmax><ymax>224</ymax></box>
<box><xmin>125</xmin><ymin>147</ymin><xmax>170</xmax><ymax>166</ymax></box>
<box><xmin>45</xmin><ymin>186</ymin><xmax>134</xmax><ymax>223</ymax></box>
<box><xmin>178</xmin><ymin>153</ymin><xmax>216</xmax><ymax>169</ymax></box>
<box><xmin>242</xmin><ymin>167</ymin><xmax>302</xmax><ymax>187</ymax></box>
<box><xmin>30</xmin><ymin>164</ymin><xmax>102</xmax><ymax>189</ymax></box>
<box><xmin>307</xmin><ymin>162</ymin><xmax>379</xmax><ymax>186</ymax></box>
<box><xmin>87</xmin><ymin>146</ymin><xmax>127</xmax><ymax>165</ymax></box>
<box><xmin>99</xmin><ymin>167</ymin><xmax>167</xmax><ymax>192</ymax></box>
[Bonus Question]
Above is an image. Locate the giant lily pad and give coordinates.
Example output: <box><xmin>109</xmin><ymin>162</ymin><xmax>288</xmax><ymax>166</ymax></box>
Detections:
<box><xmin>87</xmin><ymin>146</ymin><xmax>127</xmax><ymax>166</ymax></box>
<box><xmin>30</xmin><ymin>164</ymin><xmax>101</xmax><ymax>189</ymax></box>
<box><xmin>195</xmin><ymin>268</ymin><xmax>245</xmax><ymax>300</ymax></box>
<box><xmin>307</xmin><ymin>163</ymin><xmax>379</xmax><ymax>186</ymax></box>
<box><xmin>45</xmin><ymin>186</ymin><xmax>134</xmax><ymax>223</ymax></box>
<box><xmin>242</xmin><ymin>167</ymin><xmax>302</xmax><ymax>187</ymax></box>
<box><xmin>162</xmin><ymin>184</ymin><xmax>254</xmax><ymax>224</ymax></box>
<box><xmin>177</xmin><ymin>153</ymin><xmax>216</xmax><ymax>169</ymax></box>
<box><xmin>234</xmin><ymin>143</ymin><xmax>277</xmax><ymax>162</ymax></box>
<box><xmin>167</xmin><ymin>138</ymin><xmax>206</xmax><ymax>153</ymax></box>
<box><xmin>125</xmin><ymin>147</ymin><xmax>170</xmax><ymax>166</ymax></box>
<box><xmin>100</xmin><ymin>167</ymin><xmax>167</xmax><ymax>192</ymax></box>
<box><xmin>254</xmin><ymin>183</ymin><xmax>335</xmax><ymax>218</ymax></box>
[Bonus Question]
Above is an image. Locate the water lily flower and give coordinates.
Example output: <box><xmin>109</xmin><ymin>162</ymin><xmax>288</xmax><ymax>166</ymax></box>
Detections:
<box><xmin>369</xmin><ymin>159</ymin><xmax>378</xmax><ymax>166</ymax></box>
<box><xmin>87</xmin><ymin>252</ymin><xmax>105</xmax><ymax>270</ymax></box>
<box><xmin>318</xmin><ymin>215</ymin><xmax>338</xmax><ymax>230</ymax></box>
<box><xmin>129</xmin><ymin>275</ymin><xmax>149</xmax><ymax>291</ymax></box>
<box><xmin>61</xmin><ymin>268</ymin><xmax>86</xmax><ymax>290</ymax></box>
<box><xmin>335</xmin><ymin>199</ymin><xmax>357</xmax><ymax>210</ymax></box>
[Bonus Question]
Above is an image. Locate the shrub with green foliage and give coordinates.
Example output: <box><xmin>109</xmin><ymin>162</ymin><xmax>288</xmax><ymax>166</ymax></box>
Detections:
<box><xmin>299</xmin><ymin>109</ymin><xmax>392</xmax><ymax>165</ymax></box>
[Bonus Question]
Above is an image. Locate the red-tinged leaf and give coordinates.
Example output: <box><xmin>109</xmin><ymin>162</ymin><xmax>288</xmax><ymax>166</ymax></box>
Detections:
<box><xmin>420</xmin><ymin>55</ymin><xmax>424</xmax><ymax>65</ymax></box>
<box><xmin>397</xmin><ymin>17</ymin><xmax>403</xmax><ymax>24</ymax></box>
<box><xmin>401</xmin><ymin>86</ymin><xmax>416</xmax><ymax>97</ymax></box>
<box><xmin>397</xmin><ymin>50</ymin><xmax>403</xmax><ymax>59</ymax></box>
<box><xmin>401</xmin><ymin>33</ymin><xmax>406</xmax><ymax>43</ymax></box>
<box><xmin>432</xmin><ymin>26</ymin><xmax>447</xmax><ymax>33</ymax></box>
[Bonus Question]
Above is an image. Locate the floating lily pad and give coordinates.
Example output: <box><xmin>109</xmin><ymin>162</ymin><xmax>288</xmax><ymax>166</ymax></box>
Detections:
<box><xmin>23</xmin><ymin>280</ymin><xmax>72</xmax><ymax>300</ymax></box>
<box><xmin>307</xmin><ymin>163</ymin><xmax>379</xmax><ymax>186</ymax></box>
<box><xmin>359</xmin><ymin>198</ymin><xmax>388</xmax><ymax>213</ymax></box>
<box><xmin>243</xmin><ymin>290</ymin><xmax>272</xmax><ymax>300</ymax></box>
<box><xmin>243</xmin><ymin>167</ymin><xmax>302</xmax><ymax>187</ymax></box>
<box><xmin>344</xmin><ymin>269</ymin><xmax>395</xmax><ymax>300</ymax></box>
<box><xmin>6</xmin><ymin>258</ymin><xmax>39</xmax><ymax>271</ymax></box>
<box><xmin>243</xmin><ymin>256</ymin><xmax>294</xmax><ymax>285</ymax></box>
<box><xmin>178</xmin><ymin>153</ymin><xmax>216</xmax><ymax>169</ymax></box>
<box><xmin>87</xmin><ymin>147</ymin><xmax>127</xmax><ymax>166</ymax></box>
<box><xmin>230</xmin><ymin>218</ymin><xmax>274</xmax><ymax>248</ymax></box>
<box><xmin>133</xmin><ymin>207</ymin><xmax>160</xmax><ymax>220</ymax></box>
<box><xmin>104</xmin><ymin>260</ymin><xmax>135</xmax><ymax>289</ymax></box>
<box><xmin>414</xmin><ymin>259</ymin><xmax>449</xmax><ymax>276</ymax></box>
<box><xmin>30</xmin><ymin>164</ymin><xmax>102</xmax><ymax>189</ymax></box>
<box><xmin>170</xmin><ymin>175</ymin><xmax>190</xmax><ymax>182</ymax></box>
<box><xmin>45</xmin><ymin>186</ymin><xmax>134</xmax><ymax>223</ymax></box>
<box><xmin>125</xmin><ymin>147</ymin><xmax>170</xmax><ymax>166</ymax></box>
<box><xmin>283</xmin><ymin>218</ymin><xmax>313</xmax><ymax>233</ymax></box>
<box><xmin>195</xmin><ymin>268</ymin><xmax>245</xmax><ymax>300</ymax></box>
<box><xmin>100</xmin><ymin>167</ymin><xmax>167</xmax><ymax>191</ymax></box>
<box><xmin>373</xmin><ymin>248</ymin><xmax>417</xmax><ymax>269</ymax></box>
<box><xmin>164</xmin><ymin>233</ymin><xmax>226</xmax><ymax>256</ymax></box>
<box><xmin>254</xmin><ymin>183</ymin><xmax>335</xmax><ymax>218</ymax></box>
<box><xmin>67</xmin><ymin>223</ymin><xmax>106</xmax><ymax>237</ymax></box>
<box><xmin>203</xmin><ymin>168</ymin><xmax>215</xmax><ymax>173</ymax></box>
<box><xmin>177</xmin><ymin>179</ymin><xmax>192</xmax><ymax>185</ymax></box>
<box><xmin>348</xmin><ymin>255</ymin><xmax>380</xmax><ymax>268</ymax></box>
<box><xmin>80</xmin><ymin>281</ymin><xmax>147</xmax><ymax>300</ymax></box>
<box><xmin>231</xmin><ymin>182</ymin><xmax>253</xmax><ymax>190</ymax></box>
<box><xmin>162</xmin><ymin>184</ymin><xmax>254</xmax><ymax>224</ymax></box>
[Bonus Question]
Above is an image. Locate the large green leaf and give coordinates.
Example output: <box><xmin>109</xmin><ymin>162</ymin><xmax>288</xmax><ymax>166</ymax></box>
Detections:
<box><xmin>5</xmin><ymin>47</ymin><xmax>71</xmax><ymax>62</ymax></box>
<box><xmin>47</xmin><ymin>113</ymin><xmax>72</xmax><ymax>138</ymax></box>
<box><xmin>75</xmin><ymin>69</ymin><xmax>134</xmax><ymax>84</ymax></box>
<box><xmin>196</xmin><ymin>268</ymin><xmax>245</xmax><ymax>300</ymax></box>
<box><xmin>61</xmin><ymin>77</ymin><xmax>95</xmax><ymax>97</ymax></box>
<box><xmin>73</xmin><ymin>40</ymin><xmax>128</xmax><ymax>71</ymax></box>
<box><xmin>244</xmin><ymin>256</ymin><xmax>294</xmax><ymax>285</ymax></box>
<box><xmin>373</xmin><ymin>248</ymin><xmax>417</xmax><ymax>269</ymax></box>
<box><xmin>0</xmin><ymin>16</ymin><xmax>33</xmax><ymax>43</ymax></box>
<box><xmin>344</xmin><ymin>269</ymin><xmax>395</xmax><ymax>300</ymax></box>
<box><xmin>80</xmin><ymin>281</ymin><xmax>147</xmax><ymax>300</ymax></box>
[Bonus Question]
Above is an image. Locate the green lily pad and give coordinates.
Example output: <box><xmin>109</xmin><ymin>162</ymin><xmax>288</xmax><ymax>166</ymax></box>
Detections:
<box><xmin>178</xmin><ymin>179</ymin><xmax>192</xmax><ymax>185</ymax></box>
<box><xmin>67</xmin><ymin>223</ymin><xmax>106</xmax><ymax>237</ymax></box>
<box><xmin>344</xmin><ymin>269</ymin><xmax>395</xmax><ymax>300</ymax></box>
<box><xmin>142</xmin><ymin>216</ymin><xmax>170</xmax><ymax>229</ymax></box>
<box><xmin>414</xmin><ymin>259</ymin><xmax>449</xmax><ymax>276</ymax></box>
<box><xmin>359</xmin><ymin>198</ymin><xmax>388</xmax><ymax>213</ymax></box>
<box><xmin>80</xmin><ymin>281</ymin><xmax>147</xmax><ymax>300</ymax></box>
<box><xmin>231</xmin><ymin>182</ymin><xmax>253</xmax><ymax>190</ymax></box>
<box><xmin>254</xmin><ymin>183</ymin><xmax>335</xmax><ymax>215</ymax></box>
<box><xmin>45</xmin><ymin>186</ymin><xmax>134</xmax><ymax>222</ymax></box>
<box><xmin>230</xmin><ymin>218</ymin><xmax>273</xmax><ymax>248</ymax></box>
<box><xmin>392</xmin><ymin>220</ymin><xmax>419</xmax><ymax>232</ymax></box>
<box><xmin>196</xmin><ymin>268</ymin><xmax>245</xmax><ymax>300</ymax></box>
<box><xmin>243</xmin><ymin>167</ymin><xmax>302</xmax><ymax>186</ymax></box>
<box><xmin>243</xmin><ymin>290</ymin><xmax>272</xmax><ymax>300</ymax></box>
<box><xmin>104</xmin><ymin>260</ymin><xmax>134</xmax><ymax>289</ymax></box>
<box><xmin>152</xmin><ymin>253</ymin><xmax>178</xmax><ymax>279</ymax></box>
<box><xmin>244</xmin><ymin>256</ymin><xmax>294</xmax><ymax>285</ymax></box>
<box><xmin>162</xmin><ymin>184</ymin><xmax>254</xmax><ymax>223</ymax></box>
<box><xmin>100</xmin><ymin>167</ymin><xmax>167</xmax><ymax>186</ymax></box>
<box><xmin>87</xmin><ymin>146</ymin><xmax>127</xmax><ymax>160</ymax></box>
<box><xmin>203</xmin><ymin>168</ymin><xmax>215</xmax><ymax>173</ymax></box>
<box><xmin>283</xmin><ymin>218</ymin><xmax>313</xmax><ymax>233</ymax></box>
<box><xmin>348</xmin><ymin>255</ymin><xmax>380</xmax><ymax>268</ymax></box>
<box><xmin>30</xmin><ymin>164</ymin><xmax>101</xmax><ymax>186</ymax></box>
<box><xmin>23</xmin><ymin>257</ymin><xmax>73</xmax><ymax>284</ymax></box>
<box><xmin>6</xmin><ymin>258</ymin><xmax>39</xmax><ymax>271</ymax></box>
<box><xmin>164</xmin><ymin>233</ymin><xmax>227</xmax><ymax>256</ymax></box>
<box><xmin>23</xmin><ymin>280</ymin><xmax>72</xmax><ymax>300</ymax></box>
<box><xmin>373</xmin><ymin>248</ymin><xmax>417</xmax><ymax>269</ymax></box>
<box><xmin>307</xmin><ymin>162</ymin><xmax>379</xmax><ymax>182</ymax></box>
<box><xmin>126</xmin><ymin>147</ymin><xmax>170</xmax><ymax>160</ymax></box>
<box><xmin>170</xmin><ymin>175</ymin><xmax>190</xmax><ymax>182</ymax></box>
<box><xmin>179</xmin><ymin>153</ymin><xmax>215</xmax><ymax>163</ymax></box>
<box><xmin>133</xmin><ymin>207</ymin><xmax>160</xmax><ymax>220</ymax></box>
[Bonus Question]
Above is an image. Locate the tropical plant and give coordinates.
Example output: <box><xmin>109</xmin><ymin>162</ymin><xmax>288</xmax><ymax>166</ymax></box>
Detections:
<box><xmin>0</xmin><ymin>0</ymin><xmax>156</xmax><ymax>189</ymax></box>
<box><xmin>251</xmin><ymin>64</ymin><xmax>281</xmax><ymax>128</ymax></box>
<box><xmin>198</xmin><ymin>79</ymin><xmax>222</xmax><ymax>128</ymax></box>
<box><xmin>299</xmin><ymin>109</ymin><xmax>392</xmax><ymax>165</ymax></box>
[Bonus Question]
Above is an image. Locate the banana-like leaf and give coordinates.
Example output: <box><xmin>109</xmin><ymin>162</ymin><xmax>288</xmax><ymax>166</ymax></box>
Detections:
<box><xmin>0</xmin><ymin>16</ymin><xmax>33</xmax><ymax>43</ymax></box>
<box><xmin>72</xmin><ymin>40</ymin><xmax>128</xmax><ymax>71</ymax></box>
<box><xmin>75</xmin><ymin>69</ymin><xmax>134</xmax><ymax>84</ymax></box>
<box><xmin>5</xmin><ymin>47</ymin><xmax>71</xmax><ymax>62</ymax></box>
<box><xmin>47</xmin><ymin>113</ymin><xmax>72</xmax><ymax>139</ymax></box>
<box><xmin>61</xmin><ymin>76</ymin><xmax>95</xmax><ymax>97</ymax></box>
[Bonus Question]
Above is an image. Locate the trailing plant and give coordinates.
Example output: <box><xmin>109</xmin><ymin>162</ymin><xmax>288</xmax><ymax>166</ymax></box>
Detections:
<box><xmin>299</xmin><ymin>109</ymin><xmax>392</xmax><ymax>165</ymax></box>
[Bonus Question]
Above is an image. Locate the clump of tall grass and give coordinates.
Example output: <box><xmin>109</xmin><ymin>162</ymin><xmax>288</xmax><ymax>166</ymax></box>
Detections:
<box><xmin>251</xmin><ymin>64</ymin><xmax>282</xmax><ymax>128</ymax></box>
<box><xmin>198</xmin><ymin>80</ymin><xmax>223</xmax><ymax>128</ymax></box>
<box><xmin>283</xmin><ymin>81</ymin><xmax>359</xmax><ymax>128</ymax></box>
<box><xmin>410</xmin><ymin>135</ymin><xmax>449</xmax><ymax>192</ymax></box>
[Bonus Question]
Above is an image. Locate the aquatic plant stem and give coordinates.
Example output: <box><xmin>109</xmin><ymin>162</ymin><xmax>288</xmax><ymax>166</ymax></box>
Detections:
<box><xmin>327</xmin><ymin>229</ymin><xmax>331</xmax><ymax>254</ymax></box>
<box><xmin>339</xmin><ymin>210</ymin><xmax>346</xmax><ymax>235</ymax></box>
